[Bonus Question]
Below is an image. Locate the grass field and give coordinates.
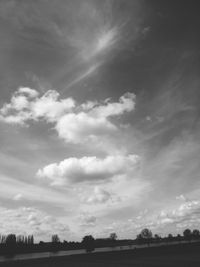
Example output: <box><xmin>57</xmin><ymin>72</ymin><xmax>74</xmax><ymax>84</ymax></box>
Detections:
<box><xmin>1</xmin><ymin>242</ymin><xmax>200</xmax><ymax>267</ymax></box>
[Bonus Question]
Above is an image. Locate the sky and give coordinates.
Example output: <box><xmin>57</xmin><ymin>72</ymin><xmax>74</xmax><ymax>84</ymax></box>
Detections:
<box><xmin>0</xmin><ymin>0</ymin><xmax>200</xmax><ymax>242</ymax></box>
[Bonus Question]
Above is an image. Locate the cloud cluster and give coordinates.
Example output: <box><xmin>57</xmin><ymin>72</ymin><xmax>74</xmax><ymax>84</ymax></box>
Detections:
<box><xmin>0</xmin><ymin>87</ymin><xmax>135</xmax><ymax>144</ymax></box>
<box><xmin>0</xmin><ymin>88</ymin><xmax>75</xmax><ymax>125</ymax></box>
<box><xmin>98</xmin><ymin>197</ymin><xmax>200</xmax><ymax>239</ymax></box>
<box><xmin>133</xmin><ymin>198</ymin><xmax>200</xmax><ymax>233</ymax></box>
<box><xmin>37</xmin><ymin>154</ymin><xmax>139</xmax><ymax>185</ymax></box>
<box><xmin>0</xmin><ymin>87</ymin><xmax>139</xmax><ymax>237</ymax></box>
<box><xmin>56</xmin><ymin>92</ymin><xmax>135</xmax><ymax>143</ymax></box>
<box><xmin>0</xmin><ymin>206</ymin><xmax>72</xmax><ymax>242</ymax></box>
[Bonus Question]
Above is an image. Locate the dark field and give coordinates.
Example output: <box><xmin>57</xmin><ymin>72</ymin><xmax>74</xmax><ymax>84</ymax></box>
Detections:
<box><xmin>1</xmin><ymin>243</ymin><xmax>200</xmax><ymax>267</ymax></box>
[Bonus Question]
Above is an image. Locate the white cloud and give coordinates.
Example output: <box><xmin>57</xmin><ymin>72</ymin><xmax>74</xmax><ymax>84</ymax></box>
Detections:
<box><xmin>54</xmin><ymin>92</ymin><xmax>135</xmax><ymax>143</ymax></box>
<box><xmin>18</xmin><ymin>87</ymin><xmax>39</xmax><ymax>98</ymax></box>
<box><xmin>31</xmin><ymin>90</ymin><xmax>75</xmax><ymax>122</ymax></box>
<box><xmin>85</xmin><ymin>187</ymin><xmax>112</xmax><ymax>204</ymax></box>
<box><xmin>82</xmin><ymin>186</ymin><xmax>122</xmax><ymax>206</ymax></box>
<box><xmin>176</xmin><ymin>194</ymin><xmax>188</xmax><ymax>201</ymax></box>
<box><xmin>91</xmin><ymin>92</ymin><xmax>135</xmax><ymax>118</ymax></box>
<box><xmin>79</xmin><ymin>213</ymin><xmax>97</xmax><ymax>227</ymax></box>
<box><xmin>55</xmin><ymin>112</ymin><xmax>116</xmax><ymax>143</ymax></box>
<box><xmin>0</xmin><ymin>88</ymin><xmax>75</xmax><ymax>125</ymax></box>
<box><xmin>37</xmin><ymin>154</ymin><xmax>140</xmax><ymax>185</ymax></box>
<box><xmin>134</xmin><ymin>198</ymin><xmax>200</xmax><ymax>233</ymax></box>
<box><xmin>13</xmin><ymin>193</ymin><xmax>23</xmax><ymax>201</ymax></box>
<box><xmin>0</xmin><ymin>88</ymin><xmax>135</xmax><ymax>144</ymax></box>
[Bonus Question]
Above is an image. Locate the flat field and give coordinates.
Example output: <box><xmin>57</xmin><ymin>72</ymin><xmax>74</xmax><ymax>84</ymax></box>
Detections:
<box><xmin>1</xmin><ymin>242</ymin><xmax>200</xmax><ymax>267</ymax></box>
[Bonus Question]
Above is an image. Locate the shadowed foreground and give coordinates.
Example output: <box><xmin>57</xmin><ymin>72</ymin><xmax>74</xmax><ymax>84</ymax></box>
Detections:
<box><xmin>1</xmin><ymin>242</ymin><xmax>200</xmax><ymax>267</ymax></box>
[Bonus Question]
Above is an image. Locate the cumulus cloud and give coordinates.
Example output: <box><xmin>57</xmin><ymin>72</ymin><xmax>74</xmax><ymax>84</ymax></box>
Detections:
<box><xmin>91</xmin><ymin>92</ymin><xmax>135</xmax><ymax>118</ymax></box>
<box><xmin>52</xmin><ymin>91</ymin><xmax>135</xmax><ymax>143</ymax></box>
<box><xmin>31</xmin><ymin>90</ymin><xmax>75</xmax><ymax>122</ymax></box>
<box><xmin>55</xmin><ymin>112</ymin><xmax>116</xmax><ymax>143</ymax></box>
<box><xmin>0</xmin><ymin>87</ymin><xmax>75</xmax><ymax>125</ymax></box>
<box><xmin>82</xmin><ymin>186</ymin><xmax>121</xmax><ymax>205</ymax></box>
<box><xmin>37</xmin><ymin>154</ymin><xmax>140</xmax><ymax>185</ymax></box>
<box><xmin>0</xmin><ymin>87</ymin><xmax>135</xmax><ymax>144</ymax></box>
<box><xmin>79</xmin><ymin>213</ymin><xmax>97</xmax><ymax>227</ymax></box>
<box><xmin>18</xmin><ymin>87</ymin><xmax>39</xmax><ymax>98</ymax></box>
<box><xmin>85</xmin><ymin>187</ymin><xmax>112</xmax><ymax>204</ymax></box>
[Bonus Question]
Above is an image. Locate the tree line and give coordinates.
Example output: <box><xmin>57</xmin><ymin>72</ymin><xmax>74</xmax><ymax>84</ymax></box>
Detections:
<box><xmin>0</xmin><ymin>234</ymin><xmax>34</xmax><ymax>245</ymax></box>
<box><xmin>0</xmin><ymin>228</ymin><xmax>200</xmax><ymax>255</ymax></box>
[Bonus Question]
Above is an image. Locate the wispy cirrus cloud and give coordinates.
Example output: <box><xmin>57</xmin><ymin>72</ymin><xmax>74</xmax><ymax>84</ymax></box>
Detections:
<box><xmin>0</xmin><ymin>174</ymin><xmax>73</xmax><ymax>207</ymax></box>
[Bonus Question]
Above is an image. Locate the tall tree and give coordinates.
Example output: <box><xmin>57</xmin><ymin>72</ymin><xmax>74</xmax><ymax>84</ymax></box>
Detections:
<box><xmin>82</xmin><ymin>235</ymin><xmax>95</xmax><ymax>253</ymax></box>
<box><xmin>140</xmin><ymin>228</ymin><xmax>152</xmax><ymax>239</ymax></box>
<box><xmin>192</xmin><ymin>229</ymin><xmax>200</xmax><ymax>239</ymax></box>
<box><xmin>51</xmin><ymin>234</ymin><xmax>60</xmax><ymax>243</ymax></box>
<box><xmin>154</xmin><ymin>234</ymin><xmax>161</xmax><ymax>243</ymax></box>
<box><xmin>109</xmin><ymin>233</ymin><xmax>117</xmax><ymax>240</ymax></box>
<box><xmin>5</xmin><ymin>234</ymin><xmax>16</xmax><ymax>245</ymax></box>
<box><xmin>183</xmin><ymin>229</ymin><xmax>192</xmax><ymax>241</ymax></box>
<box><xmin>167</xmin><ymin>234</ymin><xmax>174</xmax><ymax>242</ymax></box>
<box><xmin>139</xmin><ymin>229</ymin><xmax>153</xmax><ymax>246</ymax></box>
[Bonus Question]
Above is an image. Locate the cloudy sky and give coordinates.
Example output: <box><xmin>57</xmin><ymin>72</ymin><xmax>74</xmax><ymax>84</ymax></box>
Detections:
<box><xmin>0</xmin><ymin>0</ymin><xmax>200</xmax><ymax>242</ymax></box>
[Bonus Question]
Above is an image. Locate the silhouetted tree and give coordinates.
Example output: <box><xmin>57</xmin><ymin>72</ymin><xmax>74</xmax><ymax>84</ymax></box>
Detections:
<box><xmin>109</xmin><ymin>232</ymin><xmax>117</xmax><ymax>240</ymax></box>
<box><xmin>154</xmin><ymin>234</ymin><xmax>161</xmax><ymax>243</ymax></box>
<box><xmin>51</xmin><ymin>234</ymin><xmax>60</xmax><ymax>243</ymax></box>
<box><xmin>176</xmin><ymin>234</ymin><xmax>182</xmax><ymax>243</ymax></box>
<box><xmin>140</xmin><ymin>228</ymin><xmax>152</xmax><ymax>239</ymax></box>
<box><xmin>28</xmin><ymin>235</ymin><xmax>34</xmax><ymax>245</ymax></box>
<box><xmin>183</xmin><ymin>229</ymin><xmax>192</xmax><ymax>241</ymax></box>
<box><xmin>0</xmin><ymin>234</ymin><xmax>6</xmax><ymax>244</ymax></box>
<box><xmin>140</xmin><ymin>228</ymin><xmax>152</xmax><ymax>246</ymax></box>
<box><xmin>16</xmin><ymin>234</ymin><xmax>34</xmax><ymax>246</ymax></box>
<box><xmin>192</xmin><ymin>229</ymin><xmax>200</xmax><ymax>240</ymax></box>
<box><xmin>51</xmin><ymin>234</ymin><xmax>60</xmax><ymax>252</ymax></box>
<box><xmin>5</xmin><ymin>234</ymin><xmax>16</xmax><ymax>246</ymax></box>
<box><xmin>167</xmin><ymin>234</ymin><xmax>174</xmax><ymax>243</ymax></box>
<box><xmin>136</xmin><ymin>234</ymin><xmax>143</xmax><ymax>245</ymax></box>
<box><xmin>82</xmin><ymin>235</ymin><xmax>95</xmax><ymax>252</ymax></box>
<box><xmin>5</xmin><ymin>234</ymin><xmax>17</xmax><ymax>255</ymax></box>
<box><xmin>109</xmin><ymin>232</ymin><xmax>117</xmax><ymax>248</ymax></box>
<box><xmin>16</xmin><ymin>235</ymin><xmax>24</xmax><ymax>244</ymax></box>
<box><xmin>25</xmin><ymin>236</ymin><xmax>28</xmax><ymax>245</ymax></box>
